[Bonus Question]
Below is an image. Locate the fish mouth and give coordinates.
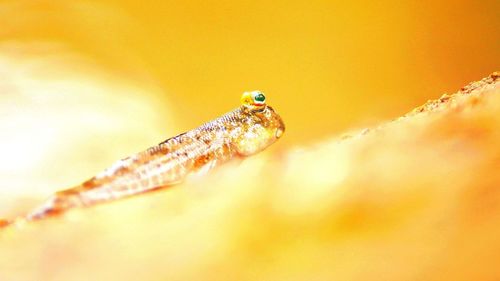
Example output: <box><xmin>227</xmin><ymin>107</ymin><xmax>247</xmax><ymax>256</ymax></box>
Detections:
<box><xmin>275</xmin><ymin>127</ymin><xmax>284</xmax><ymax>138</ymax></box>
<box><xmin>275</xmin><ymin>114</ymin><xmax>285</xmax><ymax>139</ymax></box>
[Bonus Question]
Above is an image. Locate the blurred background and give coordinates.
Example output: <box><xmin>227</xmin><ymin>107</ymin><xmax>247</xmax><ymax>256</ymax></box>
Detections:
<box><xmin>0</xmin><ymin>0</ymin><xmax>498</xmax><ymax>216</ymax></box>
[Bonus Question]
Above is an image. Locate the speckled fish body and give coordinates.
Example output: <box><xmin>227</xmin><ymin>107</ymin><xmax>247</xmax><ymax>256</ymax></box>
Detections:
<box><xmin>27</xmin><ymin>93</ymin><xmax>284</xmax><ymax>220</ymax></box>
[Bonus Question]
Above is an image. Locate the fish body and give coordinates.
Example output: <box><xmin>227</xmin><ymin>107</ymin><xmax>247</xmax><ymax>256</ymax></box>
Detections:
<box><xmin>27</xmin><ymin>91</ymin><xmax>285</xmax><ymax>220</ymax></box>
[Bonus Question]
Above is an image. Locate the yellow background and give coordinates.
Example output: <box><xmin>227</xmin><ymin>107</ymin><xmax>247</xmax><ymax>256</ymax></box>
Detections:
<box><xmin>0</xmin><ymin>0</ymin><xmax>498</xmax><ymax>213</ymax></box>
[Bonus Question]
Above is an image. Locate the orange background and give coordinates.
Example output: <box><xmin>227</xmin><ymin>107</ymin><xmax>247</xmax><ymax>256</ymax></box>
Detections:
<box><xmin>0</xmin><ymin>0</ymin><xmax>498</xmax><ymax>214</ymax></box>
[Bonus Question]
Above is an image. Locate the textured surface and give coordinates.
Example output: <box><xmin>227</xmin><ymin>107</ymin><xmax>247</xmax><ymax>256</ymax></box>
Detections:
<box><xmin>0</xmin><ymin>73</ymin><xmax>499</xmax><ymax>281</ymax></box>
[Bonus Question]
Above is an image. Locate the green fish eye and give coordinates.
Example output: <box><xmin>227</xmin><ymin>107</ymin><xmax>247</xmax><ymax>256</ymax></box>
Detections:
<box><xmin>254</xmin><ymin>93</ymin><xmax>266</xmax><ymax>103</ymax></box>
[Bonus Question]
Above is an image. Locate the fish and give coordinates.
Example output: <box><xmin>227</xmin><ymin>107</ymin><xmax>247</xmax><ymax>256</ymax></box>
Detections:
<box><xmin>23</xmin><ymin>91</ymin><xmax>285</xmax><ymax>221</ymax></box>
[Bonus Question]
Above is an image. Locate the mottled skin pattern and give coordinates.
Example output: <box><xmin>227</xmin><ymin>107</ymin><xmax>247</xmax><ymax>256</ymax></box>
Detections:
<box><xmin>26</xmin><ymin>92</ymin><xmax>285</xmax><ymax>221</ymax></box>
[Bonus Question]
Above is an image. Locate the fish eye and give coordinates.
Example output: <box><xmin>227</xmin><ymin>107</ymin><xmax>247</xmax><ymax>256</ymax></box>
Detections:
<box><xmin>253</xmin><ymin>92</ymin><xmax>266</xmax><ymax>103</ymax></box>
<box><xmin>241</xmin><ymin>91</ymin><xmax>267</xmax><ymax>109</ymax></box>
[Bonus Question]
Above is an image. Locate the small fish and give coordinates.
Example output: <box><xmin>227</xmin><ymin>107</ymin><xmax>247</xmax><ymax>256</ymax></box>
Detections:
<box><xmin>24</xmin><ymin>91</ymin><xmax>285</xmax><ymax>221</ymax></box>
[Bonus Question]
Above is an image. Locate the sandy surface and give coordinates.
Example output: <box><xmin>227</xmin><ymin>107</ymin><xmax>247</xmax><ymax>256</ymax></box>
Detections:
<box><xmin>0</xmin><ymin>73</ymin><xmax>499</xmax><ymax>281</ymax></box>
